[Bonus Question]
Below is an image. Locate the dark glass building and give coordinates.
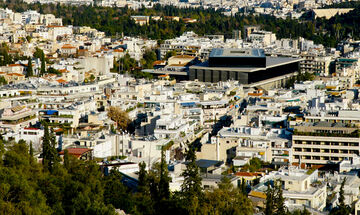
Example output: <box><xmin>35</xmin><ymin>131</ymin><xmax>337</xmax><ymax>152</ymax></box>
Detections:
<box><xmin>189</xmin><ymin>48</ymin><xmax>301</xmax><ymax>85</ymax></box>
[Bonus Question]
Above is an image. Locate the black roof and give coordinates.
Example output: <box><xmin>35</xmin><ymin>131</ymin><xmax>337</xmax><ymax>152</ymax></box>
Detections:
<box><xmin>195</xmin><ymin>159</ymin><xmax>223</xmax><ymax>168</ymax></box>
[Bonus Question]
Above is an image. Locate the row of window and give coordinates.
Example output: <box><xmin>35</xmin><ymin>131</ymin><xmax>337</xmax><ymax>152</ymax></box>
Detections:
<box><xmin>294</xmin><ymin>148</ymin><xmax>359</xmax><ymax>154</ymax></box>
<box><xmin>294</xmin><ymin>141</ymin><xmax>359</xmax><ymax>147</ymax></box>
<box><xmin>294</xmin><ymin>155</ymin><xmax>351</xmax><ymax>161</ymax></box>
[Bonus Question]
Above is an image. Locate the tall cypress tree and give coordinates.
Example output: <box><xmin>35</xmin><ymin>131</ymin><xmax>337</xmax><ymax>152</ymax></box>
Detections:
<box><xmin>26</xmin><ymin>58</ymin><xmax>33</xmax><ymax>77</ymax></box>
<box><xmin>265</xmin><ymin>179</ymin><xmax>286</xmax><ymax>215</ymax></box>
<box><xmin>42</xmin><ymin>122</ymin><xmax>59</xmax><ymax>172</ymax></box>
<box><xmin>138</xmin><ymin>161</ymin><xmax>148</xmax><ymax>194</ymax></box>
<box><xmin>158</xmin><ymin>149</ymin><xmax>170</xmax><ymax>200</ymax></box>
<box><xmin>330</xmin><ymin>177</ymin><xmax>351</xmax><ymax>215</ymax></box>
<box><xmin>41</xmin><ymin>58</ymin><xmax>46</xmax><ymax>74</ymax></box>
<box><xmin>63</xmin><ymin>149</ymin><xmax>70</xmax><ymax>170</ymax></box>
<box><xmin>265</xmin><ymin>182</ymin><xmax>274</xmax><ymax>215</ymax></box>
<box><xmin>181</xmin><ymin>146</ymin><xmax>202</xmax><ymax>196</ymax></box>
<box><xmin>34</xmin><ymin>47</ymin><xmax>46</xmax><ymax>75</ymax></box>
<box><xmin>181</xmin><ymin>146</ymin><xmax>203</xmax><ymax>215</ymax></box>
<box><xmin>29</xmin><ymin>141</ymin><xmax>33</xmax><ymax>157</ymax></box>
<box><xmin>274</xmin><ymin>180</ymin><xmax>287</xmax><ymax>215</ymax></box>
<box><xmin>135</xmin><ymin>161</ymin><xmax>155</xmax><ymax>215</ymax></box>
<box><xmin>241</xmin><ymin>178</ymin><xmax>247</xmax><ymax>195</ymax></box>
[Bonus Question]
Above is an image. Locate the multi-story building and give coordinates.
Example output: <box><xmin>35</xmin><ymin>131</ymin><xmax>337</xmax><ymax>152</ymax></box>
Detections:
<box><xmin>197</xmin><ymin>126</ymin><xmax>292</xmax><ymax>164</ymax></box>
<box><xmin>335</xmin><ymin>58</ymin><xmax>360</xmax><ymax>77</ymax></box>
<box><xmin>292</xmin><ymin>121</ymin><xmax>360</xmax><ymax>167</ymax></box>
<box><xmin>251</xmin><ymin>167</ymin><xmax>327</xmax><ymax>211</ymax></box>
<box><xmin>159</xmin><ymin>31</ymin><xmax>226</xmax><ymax>60</ymax></box>
<box><xmin>248</xmin><ymin>30</ymin><xmax>276</xmax><ymax>46</ymax></box>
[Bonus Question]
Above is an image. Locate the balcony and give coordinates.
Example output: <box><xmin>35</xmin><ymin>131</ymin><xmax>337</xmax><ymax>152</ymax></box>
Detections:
<box><xmin>293</xmin><ymin>130</ymin><xmax>360</xmax><ymax>138</ymax></box>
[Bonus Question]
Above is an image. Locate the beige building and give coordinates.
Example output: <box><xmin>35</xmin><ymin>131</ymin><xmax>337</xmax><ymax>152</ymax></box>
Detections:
<box><xmin>167</xmin><ymin>55</ymin><xmax>195</xmax><ymax>67</ymax></box>
<box><xmin>299</xmin><ymin>52</ymin><xmax>332</xmax><ymax>76</ymax></box>
<box><xmin>130</xmin><ymin>16</ymin><xmax>150</xmax><ymax>26</ymax></box>
<box><xmin>197</xmin><ymin>127</ymin><xmax>291</xmax><ymax>164</ymax></box>
<box><xmin>248</xmin><ymin>30</ymin><xmax>276</xmax><ymax>46</ymax></box>
<box><xmin>0</xmin><ymin>72</ymin><xmax>25</xmax><ymax>84</ymax></box>
<box><xmin>252</xmin><ymin>167</ymin><xmax>327</xmax><ymax>212</ymax></box>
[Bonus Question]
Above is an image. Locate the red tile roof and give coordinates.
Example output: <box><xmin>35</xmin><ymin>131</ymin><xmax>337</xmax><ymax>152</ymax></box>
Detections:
<box><xmin>8</xmin><ymin>64</ymin><xmax>22</xmax><ymax>67</ymax></box>
<box><xmin>24</xmin><ymin>127</ymin><xmax>39</xmax><ymax>130</ymax></box>
<box><xmin>56</xmin><ymin>79</ymin><xmax>67</xmax><ymax>84</ymax></box>
<box><xmin>7</xmin><ymin>73</ymin><xmax>24</xmax><ymax>76</ymax></box>
<box><xmin>62</xmin><ymin>44</ymin><xmax>76</xmax><ymax>49</ymax></box>
<box><xmin>59</xmin><ymin>148</ymin><xmax>92</xmax><ymax>158</ymax></box>
<box><xmin>58</xmin><ymin>69</ymin><xmax>69</xmax><ymax>73</ymax></box>
<box><xmin>235</xmin><ymin>172</ymin><xmax>262</xmax><ymax>177</ymax></box>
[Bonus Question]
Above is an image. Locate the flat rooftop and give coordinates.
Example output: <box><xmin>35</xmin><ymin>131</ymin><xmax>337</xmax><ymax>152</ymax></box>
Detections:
<box><xmin>209</xmin><ymin>48</ymin><xmax>265</xmax><ymax>58</ymax></box>
<box><xmin>190</xmin><ymin>57</ymin><xmax>302</xmax><ymax>73</ymax></box>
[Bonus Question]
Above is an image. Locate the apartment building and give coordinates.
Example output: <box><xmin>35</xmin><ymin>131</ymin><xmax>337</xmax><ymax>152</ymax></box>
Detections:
<box><xmin>197</xmin><ymin>126</ymin><xmax>292</xmax><ymax>164</ymax></box>
<box><xmin>304</xmin><ymin>110</ymin><xmax>360</xmax><ymax>127</ymax></box>
<box><xmin>335</xmin><ymin>58</ymin><xmax>359</xmax><ymax>77</ymax></box>
<box><xmin>253</xmin><ymin>167</ymin><xmax>327</xmax><ymax>211</ymax></box>
<box><xmin>248</xmin><ymin>30</ymin><xmax>276</xmax><ymax>46</ymax></box>
<box><xmin>299</xmin><ymin>52</ymin><xmax>333</xmax><ymax>75</ymax></box>
<box><xmin>292</xmin><ymin>121</ymin><xmax>360</xmax><ymax>167</ymax></box>
<box><xmin>0</xmin><ymin>105</ymin><xmax>37</xmax><ymax>131</ymax></box>
<box><xmin>159</xmin><ymin>31</ymin><xmax>226</xmax><ymax>60</ymax></box>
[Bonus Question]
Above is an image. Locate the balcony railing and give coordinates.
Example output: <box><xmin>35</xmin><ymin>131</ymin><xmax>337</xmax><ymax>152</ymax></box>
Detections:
<box><xmin>293</xmin><ymin>130</ymin><xmax>360</xmax><ymax>138</ymax></box>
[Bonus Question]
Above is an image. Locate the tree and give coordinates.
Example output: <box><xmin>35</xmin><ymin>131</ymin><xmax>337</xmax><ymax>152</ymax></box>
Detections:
<box><xmin>107</xmin><ymin>106</ymin><xmax>131</xmax><ymax>132</ymax></box>
<box><xmin>240</xmin><ymin>178</ymin><xmax>247</xmax><ymax>195</ymax></box>
<box><xmin>33</xmin><ymin>47</ymin><xmax>45</xmax><ymax>60</ymax></box>
<box><xmin>242</xmin><ymin>157</ymin><xmax>263</xmax><ymax>172</ymax></box>
<box><xmin>202</xmin><ymin>176</ymin><xmax>253</xmax><ymax>215</ymax></box>
<box><xmin>26</xmin><ymin>58</ymin><xmax>33</xmax><ymax>77</ymax></box>
<box><xmin>0</xmin><ymin>139</ymin><xmax>117</xmax><ymax>214</ymax></box>
<box><xmin>265</xmin><ymin>179</ymin><xmax>287</xmax><ymax>215</ymax></box>
<box><xmin>103</xmin><ymin>169</ymin><xmax>134</xmax><ymax>213</ymax></box>
<box><xmin>89</xmin><ymin>74</ymin><xmax>96</xmax><ymax>82</ymax></box>
<box><xmin>41</xmin><ymin>58</ymin><xmax>46</xmax><ymax>74</ymax></box>
<box><xmin>33</xmin><ymin>47</ymin><xmax>46</xmax><ymax>75</ymax></box>
<box><xmin>0</xmin><ymin>141</ymin><xmax>51</xmax><ymax>214</ymax></box>
<box><xmin>42</xmin><ymin>122</ymin><xmax>60</xmax><ymax>172</ymax></box>
<box><xmin>290</xmin><ymin>207</ymin><xmax>311</xmax><ymax>215</ymax></box>
<box><xmin>158</xmin><ymin>149</ymin><xmax>170</xmax><ymax>201</ymax></box>
<box><xmin>26</xmin><ymin>35</ymin><xmax>32</xmax><ymax>43</ymax></box>
<box><xmin>47</xmin><ymin>67</ymin><xmax>61</xmax><ymax>76</ymax></box>
<box><xmin>29</xmin><ymin>141</ymin><xmax>33</xmax><ymax>157</ymax></box>
<box><xmin>164</xmin><ymin>50</ymin><xmax>177</xmax><ymax>60</ymax></box>
<box><xmin>181</xmin><ymin>146</ymin><xmax>203</xmax><ymax>215</ymax></box>
<box><xmin>330</xmin><ymin>177</ymin><xmax>351</xmax><ymax>215</ymax></box>
<box><xmin>133</xmin><ymin>162</ymin><xmax>155</xmax><ymax>215</ymax></box>
<box><xmin>63</xmin><ymin>149</ymin><xmax>70</xmax><ymax>170</ymax></box>
<box><xmin>138</xmin><ymin>161</ymin><xmax>149</xmax><ymax>194</ymax></box>
<box><xmin>274</xmin><ymin>180</ymin><xmax>287</xmax><ymax>215</ymax></box>
<box><xmin>0</xmin><ymin>76</ymin><xmax>7</xmax><ymax>85</ymax></box>
<box><xmin>265</xmin><ymin>182</ymin><xmax>274</xmax><ymax>215</ymax></box>
<box><xmin>142</xmin><ymin>50</ymin><xmax>157</xmax><ymax>69</ymax></box>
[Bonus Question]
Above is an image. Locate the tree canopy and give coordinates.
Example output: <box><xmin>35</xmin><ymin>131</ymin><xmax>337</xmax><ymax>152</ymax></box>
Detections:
<box><xmin>107</xmin><ymin>106</ymin><xmax>131</xmax><ymax>132</ymax></box>
<box><xmin>1</xmin><ymin>2</ymin><xmax>359</xmax><ymax>47</ymax></box>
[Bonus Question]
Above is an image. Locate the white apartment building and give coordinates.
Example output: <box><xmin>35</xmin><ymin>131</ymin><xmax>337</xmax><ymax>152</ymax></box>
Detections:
<box><xmin>248</xmin><ymin>30</ymin><xmax>276</xmax><ymax>46</ymax></box>
<box><xmin>153</xmin><ymin>114</ymin><xmax>189</xmax><ymax>140</ymax></box>
<box><xmin>199</xmin><ymin>126</ymin><xmax>291</xmax><ymax>164</ymax></box>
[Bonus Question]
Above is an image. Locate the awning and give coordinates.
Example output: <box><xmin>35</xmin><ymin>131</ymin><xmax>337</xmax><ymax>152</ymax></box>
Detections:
<box><xmin>181</xmin><ymin>102</ymin><xmax>196</xmax><ymax>107</ymax></box>
<box><xmin>46</xmin><ymin>110</ymin><xmax>58</xmax><ymax>115</ymax></box>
